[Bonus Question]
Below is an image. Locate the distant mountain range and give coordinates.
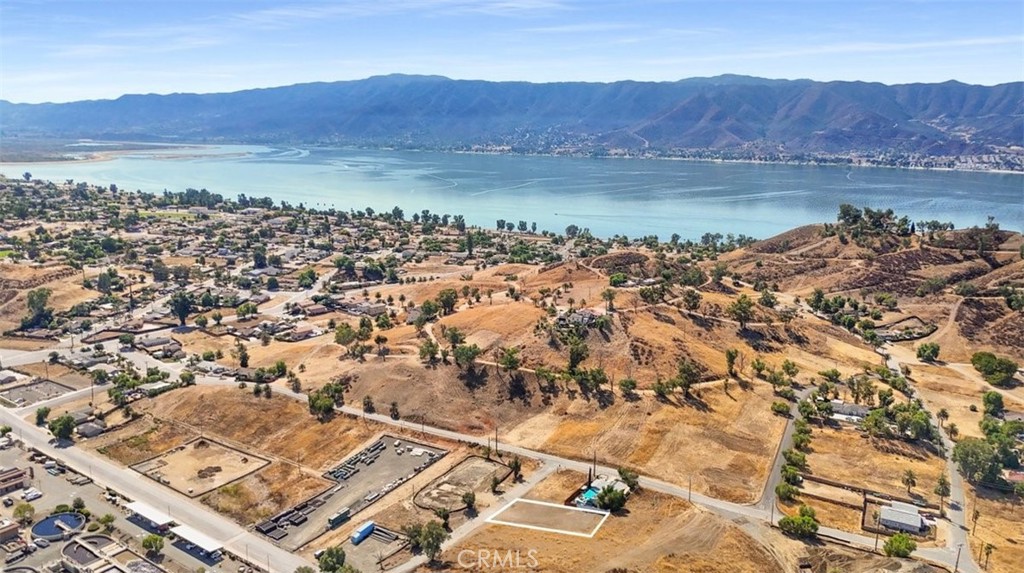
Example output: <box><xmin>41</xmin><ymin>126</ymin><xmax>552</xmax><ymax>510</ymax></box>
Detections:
<box><xmin>2</xmin><ymin>74</ymin><xmax>1022</xmax><ymax>157</ymax></box>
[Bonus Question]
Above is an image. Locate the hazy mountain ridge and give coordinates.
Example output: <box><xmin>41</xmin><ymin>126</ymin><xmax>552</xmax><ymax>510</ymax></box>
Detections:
<box><xmin>1</xmin><ymin>74</ymin><xmax>1021</xmax><ymax>156</ymax></box>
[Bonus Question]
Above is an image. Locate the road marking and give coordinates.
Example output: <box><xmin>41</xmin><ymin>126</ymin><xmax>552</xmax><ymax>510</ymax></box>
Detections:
<box><xmin>485</xmin><ymin>498</ymin><xmax>610</xmax><ymax>538</ymax></box>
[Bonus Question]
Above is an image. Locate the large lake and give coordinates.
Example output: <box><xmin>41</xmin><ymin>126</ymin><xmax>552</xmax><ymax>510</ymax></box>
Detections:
<box><xmin>2</xmin><ymin>145</ymin><xmax>1020</xmax><ymax>239</ymax></box>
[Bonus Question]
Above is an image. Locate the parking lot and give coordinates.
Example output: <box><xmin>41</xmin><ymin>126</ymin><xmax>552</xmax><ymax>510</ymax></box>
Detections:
<box><xmin>259</xmin><ymin>434</ymin><xmax>445</xmax><ymax>551</ymax></box>
<box><xmin>0</xmin><ymin>444</ymin><xmax>215</xmax><ymax>573</ymax></box>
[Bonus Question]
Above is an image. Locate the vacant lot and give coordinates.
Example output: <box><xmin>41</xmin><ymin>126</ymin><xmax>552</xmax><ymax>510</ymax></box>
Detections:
<box><xmin>506</xmin><ymin>383</ymin><xmax>786</xmax><ymax>503</ymax></box>
<box><xmin>134</xmin><ymin>386</ymin><xmax>379</xmax><ymax>470</ymax></box>
<box><xmin>93</xmin><ymin>416</ymin><xmax>198</xmax><ymax>466</ymax></box>
<box><xmin>0</xmin><ymin>379</ymin><xmax>74</xmax><ymax>407</ymax></box>
<box><xmin>488</xmin><ymin>498</ymin><xmax>607</xmax><ymax>537</ymax></box>
<box><xmin>804</xmin><ymin>427</ymin><xmax>945</xmax><ymax>504</ymax></box>
<box><xmin>415</xmin><ymin>455</ymin><xmax>509</xmax><ymax>511</ymax></box>
<box><xmin>429</xmin><ymin>470</ymin><xmax>782</xmax><ymax>573</ymax></box>
<box><xmin>966</xmin><ymin>487</ymin><xmax>1024</xmax><ymax>573</ymax></box>
<box><xmin>202</xmin><ymin>463</ymin><xmax>330</xmax><ymax>525</ymax></box>
<box><xmin>132</xmin><ymin>438</ymin><xmax>269</xmax><ymax>496</ymax></box>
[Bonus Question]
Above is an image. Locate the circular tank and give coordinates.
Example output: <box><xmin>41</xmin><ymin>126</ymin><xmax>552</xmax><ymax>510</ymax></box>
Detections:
<box><xmin>30</xmin><ymin>512</ymin><xmax>86</xmax><ymax>541</ymax></box>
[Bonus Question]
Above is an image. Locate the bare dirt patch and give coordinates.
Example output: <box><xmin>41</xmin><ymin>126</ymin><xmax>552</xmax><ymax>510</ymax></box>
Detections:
<box><xmin>131</xmin><ymin>438</ymin><xmax>270</xmax><ymax>496</ymax></box>
<box><xmin>414</xmin><ymin>455</ymin><xmax>509</xmax><ymax>511</ymax></box>
<box><xmin>433</xmin><ymin>476</ymin><xmax>782</xmax><ymax>573</ymax></box>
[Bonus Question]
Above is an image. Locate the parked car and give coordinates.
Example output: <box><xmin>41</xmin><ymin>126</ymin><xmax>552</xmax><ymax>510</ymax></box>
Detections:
<box><xmin>34</xmin><ymin>538</ymin><xmax>50</xmax><ymax>548</ymax></box>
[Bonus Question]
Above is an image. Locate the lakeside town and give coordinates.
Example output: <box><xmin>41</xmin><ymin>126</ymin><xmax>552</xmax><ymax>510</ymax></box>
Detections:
<box><xmin>0</xmin><ymin>174</ymin><xmax>1021</xmax><ymax>573</ymax></box>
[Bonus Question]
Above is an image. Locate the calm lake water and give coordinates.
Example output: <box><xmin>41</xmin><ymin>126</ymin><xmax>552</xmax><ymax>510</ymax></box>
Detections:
<box><xmin>2</xmin><ymin>145</ymin><xmax>1021</xmax><ymax>240</ymax></box>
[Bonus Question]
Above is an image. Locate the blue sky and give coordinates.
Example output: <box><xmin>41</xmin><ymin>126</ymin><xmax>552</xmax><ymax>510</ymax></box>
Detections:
<box><xmin>1</xmin><ymin>0</ymin><xmax>1021</xmax><ymax>103</ymax></box>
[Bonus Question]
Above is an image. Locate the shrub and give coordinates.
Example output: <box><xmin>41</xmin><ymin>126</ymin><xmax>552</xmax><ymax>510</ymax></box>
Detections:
<box><xmin>883</xmin><ymin>532</ymin><xmax>917</xmax><ymax>557</ymax></box>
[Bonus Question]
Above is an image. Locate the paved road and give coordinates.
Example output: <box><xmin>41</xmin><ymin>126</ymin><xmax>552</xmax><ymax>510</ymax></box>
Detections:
<box><xmin>0</xmin><ymin>285</ymin><xmax>983</xmax><ymax>572</ymax></box>
<box><xmin>756</xmin><ymin>386</ymin><xmax>814</xmax><ymax>512</ymax></box>
<box><xmin>0</xmin><ymin>407</ymin><xmax>314</xmax><ymax>573</ymax></box>
<box><xmin>884</xmin><ymin>347</ymin><xmax>978</xmax><ymax>573</ymax></box>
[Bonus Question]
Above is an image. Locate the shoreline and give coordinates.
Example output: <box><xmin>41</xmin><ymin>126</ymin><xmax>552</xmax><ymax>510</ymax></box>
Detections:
<box><xmin>1</xmin><ymin>141</ymin><xmax>1021</xmax><ymax>176</ymax></box>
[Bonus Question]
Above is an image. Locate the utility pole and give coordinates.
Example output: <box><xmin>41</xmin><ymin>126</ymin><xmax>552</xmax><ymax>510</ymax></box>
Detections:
<box><xmin>953</xmin><ymin>544</ymin><xmax>962</xmax><ymax>573</ymax></box>
<box><xmin>688</xmin><ymin>475</ymin><xmax>692</xmax><ymax>502</ymax></box>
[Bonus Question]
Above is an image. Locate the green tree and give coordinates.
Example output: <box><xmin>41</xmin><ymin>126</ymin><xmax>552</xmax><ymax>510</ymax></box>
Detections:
<box><xmin>901</xmin><ymin>469</ymin><xmax>917</xmax><ymax>494</ymax></box>
<box><xmin>317</xmin><ymin>545</ymin><xmax>348</xmax><ymax>573</ymax></box>
<box><xmin>601</xmin><ymin>288</ymin><xmax>617</xmax><ymax>311</ymax></box>
<box><xmin>883</xmin><ymin>532</ymin><xmax>917</xmax><ymax>557</ymax></box>
<box><xmin>596</xmin><ymin>485</ymin><xmax>627</xmax><ymax>511</ymax></box>
<box><xmin>971</xmin><ymin>351</ymin><xmax>1019</xmax><ymax>387</ymax></box>
<box><xmin>335</xmin><ymin>323</ymin><xmax>357</xmax><ymax>346</ymax></box>
<box><xmin>618</xmin><ymin>378</ymin><xmax>638</xmax><ymax>396</ymax></box>
<box><xmin>952</xmin><ymin>438</ymin><xmax>1002</xmax><ymax>483</ymax></box>
<box><xmin>916</xmin><ymin>342</ymin><xmax>940</xmax><ymax>362</ymax></box>
<box><xmin>617</xmin><ymin>467</ymin><xmax>640</xmax><ymax>491</ymax></box>
<box><xmin>194</xmin><ymin>315</ymin><xmax>208</xmax><ymax>328</ymax></box>
<box><xmin>12</xmin><ymin>502</ymin><xmax>36</xmax><ymax>525</ymax></box>
<box><xmin>982</xmin><ymin>391</ymin><xmax>1005</xmax><ymax>417</ymax></box>
<box><xmin>211</xmin><ymin>310</ymin><xmax>223</xmax><ymax>325</ymax></box>
<box><xmin>567</xmin><ymin>338</ymin><xmax>589</xmax><ymax>373</ymax></box>
<box><xmin>778</xmin><ymin>505</ymin><xmax>818</xmax><ymax>538</ymax></box>
<box><xmin>142</xmin><ymin>534</ymin><xmax>164</xmax><ymax>555</ymax></box>
<box><xmin>419</xmin><ymin>339</ymin><xmax>439</xmax><ymax>362</ymax></box>
<box><xmin>98</xmin><ymin>513</ymin><xmax>116</xmax><ymax>531</ymax></box>
<box><xmin>726</xmin><ymin>294</ymin><xmax>755</xmax><ymax>329</ymax></box>
<box><xmin>437</xmin><ymin>288</ymin><xmax>459</xmax><ymax>315</ymax></box>
<box><xmin>775</xmin><ymin>482</ymin><xmax>798</xmax><ymax>502</ymax></box>
<box><xmin>418</xmin><ymin>520</ymin><xmax>449</xmax><ymax>562</ymax></box>
<box><xmin>497</xmin><ymin>346</ymin><xmax>521</xmax><ymax>374</ymax></box>
<box><xmin>681</xmin><ymin>288</ymin><xmax>702</xmax><ymax>311</ymax></box>
<box><xmin>934</xmin><ymin>474</ymin><xmax>951</xmax><ymax>514</ymax></box>
<box><xmin>23</xmin><ymin>287</ymin><xmax>53</xmax><ymax>328</ymax></box>
<box><xmin>169</xmin><ymin>291</ymin><xmax>193</xmax><ymax>326</ymax></box>
<box><xmin>462</xmin><ymin>491</ymin><xmax>476</xmax><ymax>511</ymax></box>
<box><xmin>232</xmin><ymin>340</ymin><xmax>249</xmax><ymax>368</ymax></box>
<box><xmin>508</xmin><ymin>456</ymin><xmax>523</xmax><ymax>480</ymax></box>
<box><xmin>453</xmin><ymin>344</ymin><xmax>482</xmax><ymax>370</ymax></box>
<box><xmin>725</xmin><ymin>348</ymin><xmax>739</xmax><ymax>377</ymax></box>
<box><xmin>35</xmin><ymin>406</ymin><xmax>51</xmax><ymax>426</ymax></box>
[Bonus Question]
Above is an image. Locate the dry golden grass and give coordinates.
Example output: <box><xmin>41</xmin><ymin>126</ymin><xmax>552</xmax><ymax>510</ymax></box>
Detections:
<box><xmin>966</xmin><ymin>487</ymin><xmax>1024</xmax><ymax>573</ymax></box>
<box><xmin>805</xmin><ymin>426</ymin><xmax>945</xmax><ymax>503</ymax></box>
<box><xmin>430</xmin><ymin>477</ymin><xmax>782</xmax><ymax>573</ymax></box>
<box><xmin>781</xmin><ymin>498</ymin><xmax>864</xmax><ymax>534</ymax></box>
<box><xmin>92</xmin><ymin>416</ymin><xmax>198</xmax><ymax>465</ymax></box>
<box><xmin>507</xmin><ymin>383</ymin><xmax>785</xmax><ymax>503</ymax></box>
<box><xmin>202</xmin><ymin>463</ymin><xmax>329</xmax><ymax>525</ymax></box>
<box><xmin>137</xmin><ymin>386</ymin><xmax>380</xmax><ymax>471</ymax></box>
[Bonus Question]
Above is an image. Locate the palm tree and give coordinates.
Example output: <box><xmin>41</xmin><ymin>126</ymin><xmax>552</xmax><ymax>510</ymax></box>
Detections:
<box><xmin>902</xmin><ymin>469</ymin><xmax>917</xmax><ymax>494</ymax></box>
<box><xmin>601</xmin><ymin>288</ymin><xmax>616</xmax><ymax>311</ymax></box>
<box><xmin>937</xmin><ymin>408</ymin><xmax>949</xmax><ymax>428</ymax></box>
<box><xmin>947</xmin><ymin>422</ymin><xmax>959</xmax><ymax>440</ymax></box>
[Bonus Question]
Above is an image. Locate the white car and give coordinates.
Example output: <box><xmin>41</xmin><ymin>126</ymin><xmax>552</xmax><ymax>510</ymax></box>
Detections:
<box><xmin>33</xmin><ymin>538</ymin><xmax>50</xmax><ymax>548</ymax></box>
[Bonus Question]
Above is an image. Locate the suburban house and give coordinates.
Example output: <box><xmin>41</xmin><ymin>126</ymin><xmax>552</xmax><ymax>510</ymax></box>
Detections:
<box><xmin>574</xmin><ymin>474</ymin><xmax>631</xmax><ymax>509</ymax></box>
<box><xmin>830</xmin><ymin>401</ymin><xmax>871</xmax><ymax>424</ymax></box>
<box><xmin>879</xmin><ymin>501</ymin><xmax>927</xmax><ymax>533</ymax></box>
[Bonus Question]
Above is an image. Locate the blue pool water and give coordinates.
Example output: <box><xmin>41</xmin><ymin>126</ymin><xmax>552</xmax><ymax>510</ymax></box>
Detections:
<box><xmin>31</xmin><ymin>512</ymin><xmax>85</xmax><ymax>538</ymax></box>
